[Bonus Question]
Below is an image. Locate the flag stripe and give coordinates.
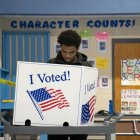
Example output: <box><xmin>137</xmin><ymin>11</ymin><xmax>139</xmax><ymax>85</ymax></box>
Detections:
<box><xmin>42</xmin><ymin>103</ymin><xmax>60</xmax><ymax>111</ymax></box>
<box><xmin>89</xmin><ymin>96</ymin><xmax>96</xmax><ymax>122</ymax></box>
<box><xmin>40</xmin><ymin>100</ymin><xmax>61</xmax><ymax>108</ymax></box>
<box><xmin>81</xmin><ymin>95</ymin><xmax>96</xmax><ymax>124</ymax></box>
<box><xmin>28</xmin><ymin>87</ymin><xmax>70</xmax><ymax>119</ymax></box>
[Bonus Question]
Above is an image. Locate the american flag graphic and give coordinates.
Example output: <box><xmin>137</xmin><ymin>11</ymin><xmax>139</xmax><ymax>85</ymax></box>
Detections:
<box><xmin>81</xmin><ymin>95</ymin><xmax>96</xmax><ymax>124</ymax></box>
<box><xmin>27</xmin><ymin>87</ymin><xmax>70</xmax><ymax>120</ymax></box>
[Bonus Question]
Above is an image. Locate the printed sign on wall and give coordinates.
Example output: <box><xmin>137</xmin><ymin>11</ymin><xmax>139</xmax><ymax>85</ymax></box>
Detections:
<box><xmin>13</xmin><ymin>61</ymin><xmax>98</xmax><ymax>126</ymax></box>
<box><xmin>96</xmin><ymin>57</ymin><xmax>108</xmax><ymax>69</ymax></box>
<box><xmin>121</xmin><ymin>89</ymin><xmax>140</xmax><ymax>114</ymax></box>
<box><xmin>121</xmin><ymin>59</ymin><xmax>140</xmax><ymax>85</ymax></box>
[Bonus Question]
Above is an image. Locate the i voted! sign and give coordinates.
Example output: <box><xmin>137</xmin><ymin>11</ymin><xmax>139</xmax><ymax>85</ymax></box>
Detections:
<box><xmin>13</xmin><ymin>61</ymin><xmax>98</xmax><ymax>126</ymax></box>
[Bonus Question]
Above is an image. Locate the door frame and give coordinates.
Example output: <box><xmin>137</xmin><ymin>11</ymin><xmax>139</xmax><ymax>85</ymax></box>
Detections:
<box><xmin>112</xmin><ymin>38</ymin><xmax>140</xmax><ymax>112</ymax></box>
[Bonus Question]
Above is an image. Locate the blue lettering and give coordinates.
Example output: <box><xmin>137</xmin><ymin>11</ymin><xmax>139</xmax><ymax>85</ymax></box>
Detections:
<box><xmin>110</xmin><ymin>20</ymin><xmax>118</xmax><ymax>27</ymax></box>
<box><xmin>11</xmin><ymin>19</ymin><xmax>135</xmax><ymax>29</ymax></box>
<box><xmin>20</xmin><ymin>21</ymin><xmax>26</xmax><ymax>28</ymax></box>
<box><xmin>27</xmin><ymin>21</ymin><xmax>34</xmax><ymax>28</ymax></box>
<box><xmin>57</xmin><ymin>21</ymin><xmax>63</xmax><ymax>28</ymax></box>
<box><xmin>125</xmin><ymin>20</ymin><xmax>131</xmax><ymax>28</ymax></box>
<box><xmin>42</xmin><ymin>21</ymin><xmax>49</xmax><ymax>28</ymax></box>
<box><xmin>135</xmin><ymin>59</ymin><xmax>140</xmax><ymax>66</ymax></box>
<box><xmin>132</xmin><ymin>20</ymin><xmax>135</xmax><ymax>27</ymax></box>
<box><xmin>37</xmin><ymin>73</ymin><xmax>46</xmax><ymax>83</ymax></box>
<box><xmin>102</xmin><ymin>20</ymin><xmax>109</xmax><ymax>28</ymax></box>
<box><xmin>50</xmin><ymin>21</ymin><xmax>56</xmax><ymax>28</ymax></box>
<box><xmin>51</xmin><ymin>74</ymin><xmax>56</xmax><ymax>82</ymax></box>
<box><xmin>94</xmin><ymin>20</ymin><xmax>101</xmax><ymax>28</ymax></box>
<box><xmin>29</xmin><ymin>74</ymin><xmax>34</xmax><ymax>84</ymax></box>
<box><xmin>87</xmin><ymin>20</ymin><xmax>94</xmax><ymax>28</ymax></box>
<box><xmin>84</xmin><ymin>81</ymin><xmax>95</xmax><ymax>94</ymax></box>
<box><xmin>55</xmin><ymin>75</ymin><xmax>61</xmax><ymax>81</ymax></box>
<box><xmin>119</xmin><ymin>20</ymin><xmax>125</xmax><ymax>27</ymax></box>
<box><xmin>35</xmin><ymin>71</ymin><xmax>70</xmax><ymax>84</ymax></box>
<box><xmin>61</xmin><ymin>71</ymin><xmax>67</xmax><ymax>81</ymax></box>
<box><xmin>11</xmin><ymin>20</ymin><xmax>17</xmax><ymax>28</ymax></box>
<box><xmin>45</xmin><ymin>76</ymin><xmax>51</xmax><ymax>82</ymax></box>
<box><xmin>35</xmin><ymin>21</ymin><xmax>41</xmax><ymax>28</ymax></box>
<box><xmin>73</xmin><ymin>20</ymin><xmax>79</xmax><ymax>28</ymax></box>
<box><xmin>65</xmin><ymin>20</ymin><xmax>70</xmax><ymax>28</ymax></box>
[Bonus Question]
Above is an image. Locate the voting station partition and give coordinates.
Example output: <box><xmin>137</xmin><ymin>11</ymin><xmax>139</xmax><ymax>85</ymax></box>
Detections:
<box><xmin>13</xmin><ymin>61</ymin><xmax>98</xmax><ymax>127</ymax></box>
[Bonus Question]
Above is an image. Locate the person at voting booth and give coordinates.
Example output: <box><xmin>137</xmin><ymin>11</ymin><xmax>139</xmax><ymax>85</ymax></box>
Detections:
<box><xmin>48</xmin><ymin>30</ymin><xmax>92</xmax><ymax>140</ymax></box>
<box><xmin>49</xmin><ymin>30</ymin><xmax>92</xmax><ymax>67</ymax></box>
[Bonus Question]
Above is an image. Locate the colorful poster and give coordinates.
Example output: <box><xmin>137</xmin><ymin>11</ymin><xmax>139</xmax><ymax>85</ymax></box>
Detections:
<box><xmin>121</xmin><ymin>89</ymin><xmax>140</xmax><ymax>114</ymax></box>
<box><xmin>121</xmin><ymin>59</ymin><xmax>140</xmax><ymax>85</ymax></box>
<box><xmin>95</xmin><ymin>32</ymin><xmax>109</xmax><ymax>53</ymax></box>
<box><xmin>95</xmin><ymin>32</ymin><xmax>109</xmax><ymax>41</ymax></box>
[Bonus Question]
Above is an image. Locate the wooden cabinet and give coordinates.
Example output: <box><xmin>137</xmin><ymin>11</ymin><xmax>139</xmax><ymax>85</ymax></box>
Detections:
<box><xmin>116</xmin><ymin>120</ymin><xmax>140</xmax><ymax>140</ymax></box>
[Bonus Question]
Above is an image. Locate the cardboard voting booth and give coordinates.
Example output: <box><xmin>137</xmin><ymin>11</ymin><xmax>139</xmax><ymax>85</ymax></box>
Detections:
<box><xmin>13</xmin><ymin>61</ymin><xmax>98</xmax><ymax>126</ymax></box>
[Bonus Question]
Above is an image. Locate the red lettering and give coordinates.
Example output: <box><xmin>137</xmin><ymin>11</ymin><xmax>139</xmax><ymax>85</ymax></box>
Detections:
<box><xmin>134</xmin><ymin>74</ymin><xmax>140</xmax><ymax>81</ymax></box>
<box><xmin>127</xmin><ymin>66</ymin><xmax>133</xmax><ymax>73</ymax></box>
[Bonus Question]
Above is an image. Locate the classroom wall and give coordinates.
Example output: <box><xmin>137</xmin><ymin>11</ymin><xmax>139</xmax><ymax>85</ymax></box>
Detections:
<box><xmin>0</xmin><ymin>15</ymin><xmax>140</xmax><ymax>113</ymax></box>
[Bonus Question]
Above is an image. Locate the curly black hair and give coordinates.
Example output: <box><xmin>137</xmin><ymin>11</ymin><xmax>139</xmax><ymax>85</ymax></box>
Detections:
<box><xmin>57</xmin><ymin>30</ymin><xmax>81</xmax><ymax>49</ymax></box>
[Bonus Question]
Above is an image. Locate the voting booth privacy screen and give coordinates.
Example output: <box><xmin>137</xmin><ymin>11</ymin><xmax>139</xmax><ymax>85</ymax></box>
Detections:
<box><xmin>13</xmin><ymin>61</ymin><xmax>98</xmax><ymax>126</ymax></box>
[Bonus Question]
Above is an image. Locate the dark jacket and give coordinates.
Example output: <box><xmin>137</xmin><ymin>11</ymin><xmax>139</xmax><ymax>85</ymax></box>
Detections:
<box><xmin>48</xmin><ymin>51</ymin><xmax>92</xmax><ymax>67</ymax></box>
<box><xmin>48</xmin><ymin>51</ymin><xmax>89</xmax><ymax>140</ymax></box>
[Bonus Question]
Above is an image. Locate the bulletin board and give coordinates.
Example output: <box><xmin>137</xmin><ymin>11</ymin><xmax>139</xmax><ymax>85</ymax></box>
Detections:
<box><xmin>113</xmin><ymin>39</ymin><xmax>140</xmax><ymax>115</ymax></box>
<box><xmin>1</xmin><ymin>15</ymin><xmax>140</xmax><ymax>113</ymax></box>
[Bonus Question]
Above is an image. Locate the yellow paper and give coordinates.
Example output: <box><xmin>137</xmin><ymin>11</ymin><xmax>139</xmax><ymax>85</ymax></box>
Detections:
<box><xmin>96</xmin><ymin>57</ymin><xmax>108</xmax><ymax>69</ymax></box>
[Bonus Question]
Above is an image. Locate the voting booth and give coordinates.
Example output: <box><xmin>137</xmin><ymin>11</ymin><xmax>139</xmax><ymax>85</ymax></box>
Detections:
<box><xmin>13</xmin><ymin>61</ymin><xmax>98</xmax><ymax>126</ymax></box>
